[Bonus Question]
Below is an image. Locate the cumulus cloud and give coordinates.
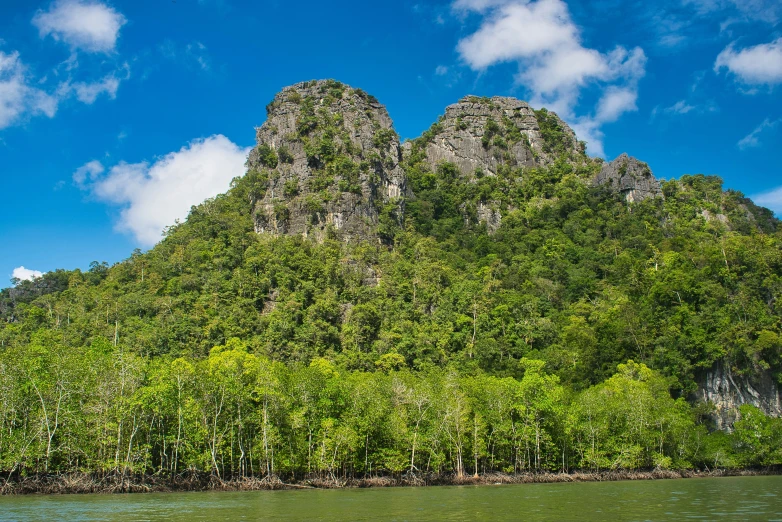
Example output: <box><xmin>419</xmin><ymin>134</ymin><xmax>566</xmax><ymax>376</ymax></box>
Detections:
<box><xmin>595</xmin><ymin>86</ymin><xmax>638</xmax><ymax>123</ymax></box>
<box><xmin>0</xmin><ymin>49</ymin><xmax>129</xmax><ymax>130</ymax></box>
<box><xmin>73</xmin><ymin>76</ymin><xmax>119</xmax><ymax>103</ymax></box>
<box><xmin>62</xmin><ymin>64</ymin><xmax>128</xmax><ymax>104</ymax></box>
<box><xmin>737</xmin><ymin>118</ymin><xmax>780</xmax><ymax>149</ymax></box>
<box><xmin>715</xmin><ymin>38</ymin><xmax>782</xmax><ymax>86</ymax></box>
<box><xmin>72</xmin><ymin>159</ymin><xmax>105</xmax><ymax>184</ymax></box>
<box><xmin>752</xmin><ymin>186</ymin><xmax>782</xmax><ymax>215</ymax></box>
<box><xmin>76</xmin><ymin>135</ymin><xmax>251</xmax><ymax>245</ymax></box>
<box><xmin>455</xmin><ymin>0</ymin><xmax>646</xmax><ymax>155</ymax></box>
<box><xmin>0</xmin><ymin>51</ymin><xmax>59</xmax><ymax>129</ymax></box>
<box><xmin>32</xmin><ymin>0</ymin><xmax>127</xmax><ymax>54</ymax></box>
<box><xmin>12</xmin><ymin>266</ymin><xmax>43</xmax><ymax>282</ymax></box>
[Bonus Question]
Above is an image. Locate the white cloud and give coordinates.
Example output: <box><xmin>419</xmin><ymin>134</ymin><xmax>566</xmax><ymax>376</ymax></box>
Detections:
<box><xmin>32</xmin><ymin>0</ymin><xmax>127</xmax><ymax>54</ymax></box>
<box><xmin>566</xmin><ymin>87</ymin><xmax>639</xmax><ymax>157</ymax></box>
<box><xmin>0</xmin><ymin>50</ymin><xmax>128</xmax><ymax>130</ymax></box>
<box><xmin>77</xmin><ymin>135</ymin><xmax>251</xmax><ymax>245</ymax></box>
<box><xmin>595</xmin><ymin>86</ymin><xmax>638</xmax><ymax>123</ymax></box>
<box><xmin>435</xmin><ymin>65</ymin><xmax>449</xmax><ymax>75</ymax></box>
<box><xmin>457</xmin><ymin>1</ymin><xmax>578</xmax><ymax>71</ymax></box>
<box><xmin>72</xmin><ymin>159</ymin><xmax>105</xmax><ymax>184</ymax></box>
<box><xmin>737</xmin><ymin>118</ymin><xmax>780</xmax><ymax>149</ymax></box>
<box><xmin>71</xmin><ymin>75</ymin><xmax>120</xmax><ymax>103</ymax></box>
<box><xmin>59</xmin><ymin>63</ymin><xmax>129</xmax><ymax>104</ymax></box>
<box><xmin>752</xmin><ymin>186</ymin><xmax>782</xmax><ymax>215</ymax></box>
<box><xmin>650</xmin><ymin>96</ymin><xmax>718</xmax><ymax>120</ymax></box>
<box><xmin>569</xmin><ymin>119</ymin><xmax>605</xmax><ymax>157</ymax></box>
<box><xmin>715</xmin><ymin>38</ymin><xmax>782</xmax><ymax>86</ymax></box>
<box><xmin>12</xmin><ymin>266</ymin><xmax>43</xmax><ymax>282</ymax></box>
<box><xmin>0</xmin><ymin>51</ymin><xmax>59</xmax><ymax>129</ymax></box>
<box><xmin>665</xmin><ymin>100</ymin><xmax>696</xmax><ymax>114</ymax></box>
<box><xmin>454</xmin><ymin>0</ymin><xmax>646</xmax><ymax>155</ymax></box>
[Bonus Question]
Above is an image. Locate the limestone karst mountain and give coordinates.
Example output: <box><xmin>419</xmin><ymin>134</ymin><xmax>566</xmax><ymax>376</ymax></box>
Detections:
<box><xmin>245</xmin><ymin>80</ymin><xmax>657</xmax><ymax>242</ymax></box>
<box><xmin>0</xmin><ymin>81</ymin><xmax>782</xmax><ymax>462</ymax></box>
<box><xmin>246</xmin><ymin>80</ymin><xmax>406</xmax><ymax>243</ymax></box>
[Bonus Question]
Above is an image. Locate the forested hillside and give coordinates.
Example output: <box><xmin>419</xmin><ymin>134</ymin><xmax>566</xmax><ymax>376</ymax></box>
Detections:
<box><xmin>1</xmin><ymin>80</ymin><xmax>781</xmax><ymax>486</ymax></box>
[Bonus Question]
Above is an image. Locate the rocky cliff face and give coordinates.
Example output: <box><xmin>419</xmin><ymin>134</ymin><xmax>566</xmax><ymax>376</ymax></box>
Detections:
<box><xmin>595</xmin><ymin>153</ymin><xmax>663</xmax><ymax>202</ymax></box>
<box><xmin>414</xmin><ymin>96</ymin><xmax>582</xmax><ymax>179</ymax></box>
<box><xmin>246</xmin><ymin>80</ymin><xmax>406</xmax><ymax>243</ymax></box>
<box><xmin>402</xmin><ymin>96</ymin><xmax>583</xmax><ymax>233</ymax></box>
<box><xmin>247</xmin><ymin>82</ymin><xmax>661</xmax><ymax>241</ymax></box>
<box><xmin>696</xmin><ymin>362</ymin><xmax>782</xmax><ymax>431</ymax></box>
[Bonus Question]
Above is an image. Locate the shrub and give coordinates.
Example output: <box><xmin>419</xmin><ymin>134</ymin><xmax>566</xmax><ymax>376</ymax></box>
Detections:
<box><xmin>257</xmin><ymin>144</ymin><xmax>278</xmax><ymax>169</ymax></box>
<box><xmin>278</xmin><ymin>145</ymin><xmax>294</xmax><ymax>164</ymax></box>
<box><xmin>283</xmin><ymin>179</ymin><xmax>299</xmax><ymax>198</ymax></box>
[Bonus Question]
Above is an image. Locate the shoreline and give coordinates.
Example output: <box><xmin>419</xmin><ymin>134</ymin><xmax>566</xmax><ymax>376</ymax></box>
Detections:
<box><xmin>2</xmin><ymin>468</ymin><xmax>780</xmax><ymax>495</ymax></box>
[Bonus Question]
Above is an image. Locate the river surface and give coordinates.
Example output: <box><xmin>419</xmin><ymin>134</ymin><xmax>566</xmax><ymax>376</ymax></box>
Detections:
<box><xmin>1</xmin><ymin>476</ymin><xmax>781</xmax><ymax>521</ymax></box>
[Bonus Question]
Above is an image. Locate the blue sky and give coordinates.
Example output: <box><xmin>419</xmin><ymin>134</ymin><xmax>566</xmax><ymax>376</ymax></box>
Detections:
<box><xmin>1</xmin><ymin>0</ymin><xmax>781</xmax><ymax>285</ymax></box>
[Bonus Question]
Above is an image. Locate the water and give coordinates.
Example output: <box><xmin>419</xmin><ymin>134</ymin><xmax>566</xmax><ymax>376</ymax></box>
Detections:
<box><xmin>1</xmin><ymin>476</ymin><xmax>781</xmax><ymax>521</ymax></box>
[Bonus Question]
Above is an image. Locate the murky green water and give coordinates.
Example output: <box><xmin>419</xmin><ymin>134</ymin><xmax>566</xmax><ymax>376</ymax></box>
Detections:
<box><xmin>2</xmin><ymin>476</ymin><xmax>781</xmax><ymax>521</ymax></box>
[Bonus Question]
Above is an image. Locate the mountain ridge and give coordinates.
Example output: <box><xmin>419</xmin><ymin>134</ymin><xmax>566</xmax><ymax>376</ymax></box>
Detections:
<box><xmin>245</xmin><ymin>79</ymin><xmax>666</xmax><ymax>243</ymax></box>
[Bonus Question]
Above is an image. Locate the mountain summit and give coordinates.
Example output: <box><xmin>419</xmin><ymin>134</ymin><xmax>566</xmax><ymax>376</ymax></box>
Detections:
<box><xmin>246</xmin><ymin>80</ymin><xmax>406</xmax><ymax>242</ymax></box>
<box><xmin>245</xmin><ymin>80</ymin><xmax>661</xmax><ymax>242</ymax></box>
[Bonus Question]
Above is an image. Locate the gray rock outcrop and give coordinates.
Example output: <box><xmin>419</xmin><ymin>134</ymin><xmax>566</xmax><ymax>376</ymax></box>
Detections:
<box><xmin>595</xmin><ymin>153</ymin><xmax>663</xmax><ymax>202</ymax></box>
<box><xmin>696</xmin><ymin>362</ymin><xmax>782</xmax><ymax>431</ymax></box>
<box><xmin>246</xmin><ymin>82</ymin><xmax>662</xmax><ymax>242</ymax></box>
<box><xmin>406</xmin><ymin>96</ymin><xmax>581</xmax><ymax>233</ymax></box>
<box><xmin>417</xmin><ymin>96</ymin><xmax>581</xmax><ymax>179</ymax></box>
<box><xmin>246</xmin><ymin>80</ymin><xmax>406</xmax><ymax>243</ymax></box>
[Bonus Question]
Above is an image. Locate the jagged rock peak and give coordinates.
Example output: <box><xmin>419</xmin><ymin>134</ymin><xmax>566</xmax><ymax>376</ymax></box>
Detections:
<box><xmin>246</xmin><ymin>80</ymin><xmax>406</xmax><ymax>243</ymax></box>
<box><xmin>410</xmin><ymin>95</ymin><xmax>584</xmax><ymax>179</ymax></box>
<box><xmin>595</xmin><ymin>153</ymin><xmax>663</xmax><ymax>202</ymax></box>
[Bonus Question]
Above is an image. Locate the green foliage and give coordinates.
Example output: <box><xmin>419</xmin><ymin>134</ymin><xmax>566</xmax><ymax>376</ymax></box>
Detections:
<box><xmin>296</xmin><ymin>96</ymin><xmax>319</xmax><ymax>136</ymax></box>
<box><xmin>283</xmin><ymin>179</ymin><xmax>299</xmax><ymax>198</ymax></box>
<box><xmin>278</xmin><ymin>145</ymin><xmax>294</xmax><ymax>164</ymax></box>
<box><xmin>482</xmin><ymin>118</ymin><xmax>501</xmax><ymax>148</ymax></box>
<box><xmin>534</xmin><ymin>108</ymin><xmax>575</xmax><ymax>156</ymax></box>
<box><xmin>303</xmin><ymin>195</ymin><xmax>324</xmax><ymax>216</ymax></box>
<box><xmin>287</xmin><ymin>90</ymin><xmax>302</xmax><ymax>104</ymax></box>
<box><xmin>257</xmin><ymin>144</ymin><xmax>279</xmax><ymax>169</ymax></box>
<box><xmin>0</xmin><ymin>347</ymin><xmax>776</xmax><ymax>480</ymax></box>
<box><xmin>373</xmin><ymin>128</ymin><xmax>397</xmax><ymax>151</ymax></box>
<box><xmin>352</xmin><ymin>88</ymin><xmax>379</xmax><ymax>105</ymax></box>
<box><xmin>731</xmin><ymin>405</ymin><xmax>782</xmax><ymax>466</ymax></box>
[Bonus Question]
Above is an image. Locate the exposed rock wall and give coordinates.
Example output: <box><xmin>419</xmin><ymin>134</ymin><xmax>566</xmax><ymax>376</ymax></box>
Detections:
<box><xmin>418</xmin><ymin>96</ymin><xmax>581</xmax><ymax>179</ymax></box>
<box><xmin>407</xmin><ymin>96</ymin><xmax>581</xmax><ymax>233</ymax></box>
<box><xmin>595</xmin><ymin>153</ymin><xmax>663</xmax><ymax>202</ymax></box>
<box><xmin>246</xmin><ymin>80</ymin><xmax>406</xmax><ymax>243</ymax></box>
<box><xmin>247</xmin><ymin>82</ymin><xmax>660</xmax><ymax>241</ymax></box>
<box><xmin>696</xmin><ymin>362</ymin><xmax>782</xmax><ymax>431</ymax></box>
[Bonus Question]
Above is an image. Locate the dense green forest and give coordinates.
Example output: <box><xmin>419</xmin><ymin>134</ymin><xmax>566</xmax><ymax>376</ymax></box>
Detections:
<box><xmin>2</xmin><ymin>90</ymin><xmax>782</xmax><ymax>483</ymax></box>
